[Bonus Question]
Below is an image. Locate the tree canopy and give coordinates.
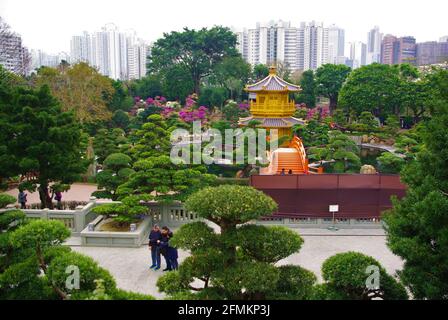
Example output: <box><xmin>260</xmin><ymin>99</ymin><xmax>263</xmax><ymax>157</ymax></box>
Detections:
<box><xmin>148</xmin><ymin>26</ymin><xmax>239</xmax><ymax>95</ymax></box>
<box><xmin>383</xmin><ymin>69</ymin><xmax>448</xmax><ymax>299</ymax></box>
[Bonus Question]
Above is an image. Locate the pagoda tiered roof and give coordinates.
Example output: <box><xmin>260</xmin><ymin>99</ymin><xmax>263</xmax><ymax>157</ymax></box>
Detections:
<box><xmin>245</xmin><ymin>66</ymin><xmax>301</xmax><ymax>92</ymax></box>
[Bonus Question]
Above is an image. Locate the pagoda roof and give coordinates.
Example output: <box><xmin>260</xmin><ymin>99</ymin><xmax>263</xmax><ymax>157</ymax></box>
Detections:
<box><xmin>245</xmin><ymin>66</ymin><xmax>301</xmax><ymax>92</ymax></box>
<box><xmin>239</xmin><ymin>116</ymin><xmax>305</xmax><ymax>128</ymax></box>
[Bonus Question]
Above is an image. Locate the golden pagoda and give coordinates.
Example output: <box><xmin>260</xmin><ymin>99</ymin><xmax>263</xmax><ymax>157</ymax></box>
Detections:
<box><xmin>239</xmin><ymin>66</ymin><xmax>305</xmax><ymax>140</ymax></box>
<box><xmin>239</xmin><ymin>66</ymin><xmax>311</xmax><ymax>175</ymax></box>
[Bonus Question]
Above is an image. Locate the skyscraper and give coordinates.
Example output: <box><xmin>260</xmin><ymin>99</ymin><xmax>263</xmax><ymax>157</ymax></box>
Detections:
<box><xmin>236</xmin><ymin>20</ymin><xmax>331</xmax><ymax>72</ymax></box>
<box><xmin>349</xmin><ymin>41</ymin><xmax>366</xmax><ymax>69</ymax></box>
<box><xmin>327</xmin><ymin>24</ymin><xmax>345</xmax><ymax>65</ymax></box>
<box><xmin>397</xmin><ymin>36</ymin><xmax>417</xmax><ymax>65</ymax></box>
<box><xmin>70</xmin><ymin>24</ymin><xmax>148</xmax><ymax>80</ymax></box>
<box><xmin>381</xmin><ymin>34</ymin><xmax>398</xmax><ymax>65</ymax></box>
<box><xmin>367</xmin><ymin>26</ymin><xmax>382</xmax><ymax>64</ymax></box>
<box><xmin>381</xmin><ymin>35</ymin><xmax>417</xmax><ymax>65</ymax></box>
<box><xmin>0</xmin><ymin>18</ymin><xmax>30</xmax><ymax>75</ymax></box>
<box><xmin>416</xmin><ymin>41</ymin><xmax>448</xmax><ymax>66</ymax></box>
<box><xmin>300</xmin><ymin>21</ymin><xmax>329</xmax><ymax>71</ymax></box>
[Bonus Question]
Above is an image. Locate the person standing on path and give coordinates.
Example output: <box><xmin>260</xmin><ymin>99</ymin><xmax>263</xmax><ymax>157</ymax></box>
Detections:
<box><xmin>158</xmin><ymin>226</ymin><xmax>173</xmax><ymax>271</ymax></box>
<box><xmin>54</xmin><ymin>191</ymin><xmax>63</xmax><ymax>210</ymax></box>
<box><xmin>148</xmin><ymin>225</ymin><xmax>162</xmax><ymax>270</ymax></box>
<box><xmin>18</xmin><ymin>190</ymin><xmax>27</xmax><ymax>209</ymax></box>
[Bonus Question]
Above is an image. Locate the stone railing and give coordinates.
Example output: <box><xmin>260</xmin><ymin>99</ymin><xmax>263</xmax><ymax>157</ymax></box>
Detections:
<box><xmin>144</xmin><ymin>201</ymin><xmax>200</xmax><ymax>227</ymax></box>
<box><xmin>1</xmin><ymin>197</ymin><xmax>101</xmax><ymax>235</ymax></box>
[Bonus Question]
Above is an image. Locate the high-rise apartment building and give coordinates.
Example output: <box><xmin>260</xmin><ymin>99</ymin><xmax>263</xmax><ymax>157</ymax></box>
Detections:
<box><xmin>416</xmin><ymin>41</ymin><xmax>448</xmax><ymax>66</ymax></box>
<box><xmin>0</xmin><ymin>20</ymin><xmax>30</xmax><ymax>75</ymax></box>
<box><xmin>381</xmin><ymin>34</ymin><xmax>398</xmax><ymax>65</ymax></box>
<box><xmin>31</xmin><ymin>50</ymin><xmax>70</xmax><ymax>69</ymax></box>
<box><xmin>70</xmin><ymin>24</ymin><xmax>148</xmax><ymax>80</ymax></box>
<box><xmin>367</xmin><ymin>26</ymin><xmax>382</xmax><ymax>64</ymax></box>
<box><xmin>349</xmin><ymin>41</ymin><xmax>367</xmax><ymax>69</ymax></box>
<box><xmin>381</xmin><ymin>35</ymin><xmax>417</xmax><ymax>65</ymax></box>
<box><xmin>301</xmin><ymin>21</ymin><xmax>329</xmax><ymax>71</ymax></box>
<box><xmin>327</xmin><ymin>24</ymin><xmax>345</xmax><ymax>65</ymax></box>
<box><xmin>236</xmin><ymin>20</ymin><xmax>331</xmax><ymax>71</ymax></box>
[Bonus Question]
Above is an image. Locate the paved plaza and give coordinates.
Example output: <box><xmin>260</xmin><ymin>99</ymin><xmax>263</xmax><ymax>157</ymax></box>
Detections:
<box><xmin>71</xmin><ymin>228</ymin><xmax>403</xmax><ymax>299</ymax></box>
<box><xmin>6</xmin><ymin>183</ymin><xmax>98</xmax><ymax>204</ymax></box>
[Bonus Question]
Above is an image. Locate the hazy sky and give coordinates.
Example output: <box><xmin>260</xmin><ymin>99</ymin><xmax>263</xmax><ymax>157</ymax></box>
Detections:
<box><xmin>1</xmin><ymin>0</ymin><xmax>447</xmax><ymax>53</ymax></box>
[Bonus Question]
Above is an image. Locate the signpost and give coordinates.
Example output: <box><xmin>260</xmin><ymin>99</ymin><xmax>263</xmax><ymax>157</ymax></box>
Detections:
<box><xmin>328</xmin><ymin>205</ymin><xmax>339</xmax><ymax>231</ymax></box>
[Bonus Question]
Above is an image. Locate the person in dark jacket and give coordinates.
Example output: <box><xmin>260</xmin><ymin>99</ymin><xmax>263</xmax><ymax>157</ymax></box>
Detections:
<box><xmin>158</xmin><ymin>226</ymin><xmax>173</xmax><ymax>271</ymax></box>
<box><xmin>148</xmin><ymin>224</ymin><xmax>162</xmax><ymax>270</ymax></box>
<box><xmin>54</xmin><ymin>191</ymin><xmax>63</xmax><ymax>210</ymax></box>
<box><xmin>167</xmin><ymin>245</ymin><xmax>179</xmax><ymax>270</ymax></box>
<box><xmin>18</xmin><ymin>190</ymin><xmax>27</xmax><ymax>209</ymax></box>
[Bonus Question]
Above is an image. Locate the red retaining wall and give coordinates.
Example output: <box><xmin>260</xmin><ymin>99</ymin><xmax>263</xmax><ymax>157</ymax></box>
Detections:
<box><xmin>250</xmin><ymin>174</ymin><xmax>407</xmax><ymax>219</ymax></box>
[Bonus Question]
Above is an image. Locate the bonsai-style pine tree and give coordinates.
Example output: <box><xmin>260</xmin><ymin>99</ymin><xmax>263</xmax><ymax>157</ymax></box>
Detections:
<box><xmin>118</xmin><ymin>113</ymin><xmax>216</xmax><ymax>203</ymax></box>
<box><xmin>312</xmin><ymin>252</ymin><xmax>408</xmax><ymax>300</ymax></box>
<box><xmin>0</xmin><ymin>217</ymin><xmax>153</xmax><ymax>300</ymax></box>
<box><xmin>157</xmin><ymin>185</ymin><xmax>317</xmax><ymax>300</ymax></box>
<box><xmin>93</xmin><ymin>153</ymin><xmax>135</xmax><ymax>200</ymax></box>
<box><xmin>0</xmin><ymin>79</ymin><xmax>88</xmax><ymax>209</ymax></box>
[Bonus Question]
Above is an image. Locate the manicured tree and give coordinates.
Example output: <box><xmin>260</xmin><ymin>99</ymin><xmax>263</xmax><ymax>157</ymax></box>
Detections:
<box><xmin>0</xmin><ymin>84</ymin><xmax>89</xmax><ymax>209</ymax></box>
<box><xmin>130</xmin><ymin>114</ymin><xmax>172</xmax><ymax>160</ymax></box>
<box><xmin>356</xmin><ymin>111</ymin><xmax>379</xmax><ymax>132</ymax></box>
<box><xmin>377</xmin><ymin>152</ymin><xmax>406</xmax><ymax>174</ymax></box>
<box><xmin>0</xmin><ymin>194</ymin><xmax>26</xmax><ymax>275</ymax></box>
<box><xmin>148</xmin><ymin>26</ymin><xmax>238</xmax><ymax>94</ymax></box>
<box><xmin>157</xmin><ymin>185</ymin><xmax>316</xmax><ymax>300</ymax></box>
<box><xmin>111</xmin><ymin>110</ymin><xmax>130</xmax><ymax>130</ymax></box>
<box><xmin>92</xmin><ymin>153</ymin><xmax>134</xmax><ymax>200</ymax></box>
<box><xmin>93</xmin><ymin>128</ymin><xmax>129</xmax><ymax>165</ymax></box>
<box><xmin>315</xmin><ymin>64</ymin><xmax>351</xmax><ymax>115</ymax></box>
<box><xmin>313</xmin><ymin>252</ymin><xmax>408</xmax><ymax>300</ymax></box>
<box><xmin>308</xmin><ymin>131</ymin><xmax>361</xmax><ymax>173</ymax></box>
<box><xmin>91</xmin><ymin>193</ymin><xmax>153</xmax><ymax>227</ymax></box>
<box><xmin>383</xmin><ymin>70</ymin><xmax>448</xmax><ymax>299</ymax></box>
<box><xmin>314</xmin><ymin>252</ymin><xmax>408</xmax><ymax>300</ymax></box>
<box><xmin>384</xmin><ymin>115</ymin><xmax>400</xmax><ymax>135</ymax></box>
<box><xmin>292</xmin><ymin>119</ymin><xmax>330</xmax><ymax>148</ymax></box>
<box><xmin>1</xmin><ymin>218</ymin><xmax>153</xmax><ymax>300</ymax></box>
<box><xmin>116</xmin><ymin>155</ymin><xmax>216</xmax><ymax>203</ymax></box>
<box><xmin>295</xmin><ymin>70</ymin><xmax>316</xmax><ymax>108</ymax></box>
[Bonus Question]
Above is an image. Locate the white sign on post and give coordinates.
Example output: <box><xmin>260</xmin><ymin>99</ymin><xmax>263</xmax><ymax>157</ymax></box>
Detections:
<box><xmin>329</xmin><ymin>205</ymin><xmax>339</xmax><ymax>213</ymax></box>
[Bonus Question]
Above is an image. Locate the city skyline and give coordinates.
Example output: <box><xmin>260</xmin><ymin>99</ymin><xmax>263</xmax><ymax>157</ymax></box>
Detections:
<box><xmin>1</xmin><ymin>0</ymin><xmax>447</xmax><ymax>54</ymax></box>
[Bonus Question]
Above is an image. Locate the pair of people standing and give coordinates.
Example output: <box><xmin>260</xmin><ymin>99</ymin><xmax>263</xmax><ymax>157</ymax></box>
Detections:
<box><xmin>148</xmin><ymin>225</ymin><xmax>178</xmax><ymax>271</ymax></box>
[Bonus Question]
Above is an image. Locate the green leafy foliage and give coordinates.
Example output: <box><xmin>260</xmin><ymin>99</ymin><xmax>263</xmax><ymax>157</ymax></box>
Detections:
<box><xmin>315</xmin><ymin>64</ymin><xmax>351</xmax><ymax>114</ymax></box>
<box><xmin>158</xmin><ymin>185</ymin><xmax>314</xmax><ymax>300</ymax></box>
<box><xmin>0</xmin><ymin>194</ymin><xmax>16</xmax><ymax>208</ymax></box>
<box><xmin>377</xmin><ymin>152</ymin><xmax>405</xmax><ymax>174</ymax></box>
<box><xmin>148</xmin><ymin>26</ymin><xmax>238</xmax><ymax>94</ymax></box>
<box><xmin>295</xmin><ymin>70</ymin><xmax>316</xmax><ymax>107</ymax></box>
<box><xmin>317</xmin><ymin>252</ymin><xmax>407</xmax><ymax>300</ymax></box>
<box><xmin>0</xmin><ymin>81</ymin><xmax>88</xmax><ymax>208</ymax></box>
<box><xmin>383</xmin><ymin>70</ymin><xmax>448</xmax><ymax>299</ymax></box>
<box><xmin>93</xmin><ymin>153</ymin><xmax>134</xmax><ymax>200</ymax></box>
<box><xmin>308</xmin><ymin>131</ymin><xmax>361</xmax><ymax>172</ymax></box>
